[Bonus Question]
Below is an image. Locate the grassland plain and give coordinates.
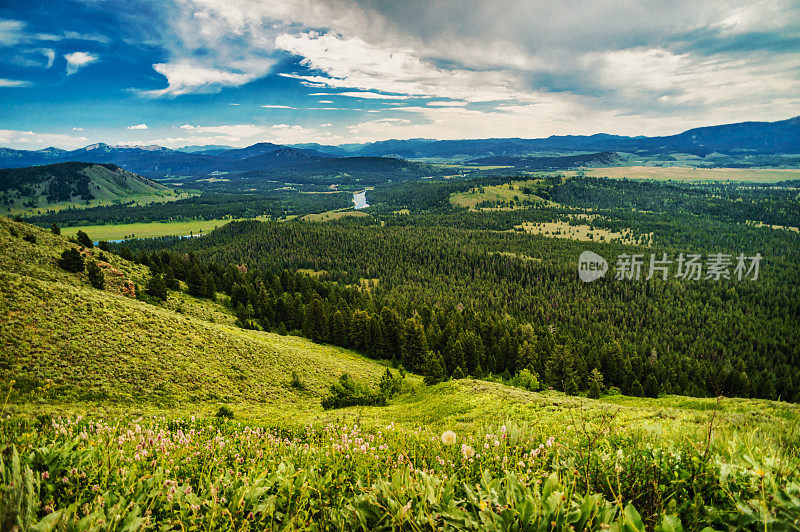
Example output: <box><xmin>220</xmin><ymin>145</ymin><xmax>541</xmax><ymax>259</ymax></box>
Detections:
<box><xmin>2</xmin><ymin>216</ymin><xmax>800</xmax><ymax>530</ymax></box>
<box><xmin>59</xmin><ymin>217</ymin><xmax>269</xmax><ymax>242</ymax></box>
<box><xmin>575</xmin><ymin>166</ymin><xmax>800</xmax><ymax>183</ymax></box>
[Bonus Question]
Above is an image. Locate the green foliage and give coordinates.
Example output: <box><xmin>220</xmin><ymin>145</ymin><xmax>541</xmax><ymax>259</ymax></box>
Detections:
<box><xmin>86</xmin><ymin>260</ymin><xmax>104</xmax><ymax>289</ymax></box>
<box><xmin>321</xmin><ymin>373</ymin><xmax>387</xmax><ymax>410</ymax></box>
<box><xmin>423</xmin><ymin>351</ymin><xmax>447</xmax><ymax>385</ymax></box>
<box><xmin>290</xmin><ymin>371</ymin><xmax>305</xmax><ymax>390</ymax></box>
<box><xmin>57</xmin><ymin>248</ymin><xmax>84</xmax><ymax>273</ymax></box>
<box><xmin>510</xmin><ymin>367</ymin><xmax>540</xmax><ymax>391</ymax></box>
<box><xmin>50</xmin><ymin>223</ymin><xmax>60</xmax><ymax>235</ymax></box>
<box><xmin>588</xmin><ymin>368</ymin><xmax>604</xmax><ymax>399</ymax></box>
<box><xmin>216</xmin><ymin>404</ymin><xmax>234</xmax><ymax>419</ymax></box>
<box><xmin>145</xmin><ymin>273</ymin><xmax>168</xmax><ymax>301</ymax></box>
<box><xmin>75</xmin><ymin>230</ymin><xmax>93</xmax><ymax>249</ymax></box>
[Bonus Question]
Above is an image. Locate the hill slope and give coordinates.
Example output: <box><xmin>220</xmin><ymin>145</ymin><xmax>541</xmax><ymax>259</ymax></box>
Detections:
<box><xmin>0</xmin><ymin>162</ymin><xmax>176</xmax><ymax>211</ymax></box>
<box><xmin>0</xmin><ymin>216</ymin><xmax>388</xmax><ymax>408</ymax></box>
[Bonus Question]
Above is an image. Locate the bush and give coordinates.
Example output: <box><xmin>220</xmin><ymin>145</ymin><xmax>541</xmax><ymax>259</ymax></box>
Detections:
<box><xmin>51</xmin><ymin>222</ymin><xmax>60</xmax><ymax>235</ymax></box>
<box><xmin>86</xmin><ymin>260</ymin><xmax>105</xmax><ymax>289</ymax></box>
<box><xmin>58</xmin><ymin>248</ymin><xmax>84</xmax><ymax>273</ymax></box>
<box><xmin>378</xmin><ymin>368</ymin><xmax>403</xmax><ymax>398</ymax></box>
<box><xmin>321</xmin><ymin>373</ymin><xmax>386</xmax><ymax>410</ymax></box>
<box><xmin>510</xmin><ymin>368</ymin><xmax>540</xmax><ymax>391</ymax></box>
<box><xmin>98</xmin><ymin>241</ymin><xmax>111</xmax><ymax>252</ymax></box>
<box><xmin>22</xmin><ymin>234</ymin><xmax>36</xmax><ymax>244</ymax></box>
<box><xmin>216</xmin><ymin>405</ymin><xmax>234</xmax><ymax>419</ymax></box>
<box><xmin>290</xmin><ymin>371</ymin><xmax>305</xmax><ymax>390</ymax></box>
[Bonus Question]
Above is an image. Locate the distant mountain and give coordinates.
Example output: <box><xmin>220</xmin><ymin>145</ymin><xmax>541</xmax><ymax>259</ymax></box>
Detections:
<box><xmin>0</xmin><ymin>162</ymin><xmax>172</xmax><ymax>210</ymax></box>
<box><xmin>0</xmin><ymin>116</ymin><xmax>795</xmax><ymax>181</ymax></box>
<box><xmin>0</xmin><ymin>143</ymin><xmax>442</xmax><ymax>184</ymax></box>
<box><xmin>294</xmin><ymin>116</ymin><xmax>800</xmax><ymax>158</ymax></box>
<box><xmin>469</xmin><ymin>151</ymin><xmax>627</xmax><ymax>169</ymax></box>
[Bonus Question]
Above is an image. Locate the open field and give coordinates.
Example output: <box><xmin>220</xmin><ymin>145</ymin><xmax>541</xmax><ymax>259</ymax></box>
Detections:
<box><xmin>300</xmin><ymin>209</ymin><xmax>368</xmax><ymax>222</ymax></box>
<box><xmin>60</xmin><ymin>216</ymin><xmax>269</xmax><ymax>241</ymax></box>
<box><xmin>449</xmin><ymin>179</ymin><xmax>552</xmax><ymax>210</ymax></box>
<box><xmin>7</xmin><ymin>191</ymin><xmax>197</xmax><ymax>217</ymax></box>
<box><xmin>514</xmin><ymin>219</ymin><xmax>653</xmax><ymax>245</ymax></box>
<box><xmin>576</xmin><ymin>166</ymin><xmax>800</xmax><ymax>183</ymax></box>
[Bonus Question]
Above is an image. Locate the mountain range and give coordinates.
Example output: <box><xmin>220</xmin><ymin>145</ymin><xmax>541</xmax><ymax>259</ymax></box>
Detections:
<box><xmin>0</xmin><ymin>116</ymin><xmax>797</xmax><ymax>180</ymax></box>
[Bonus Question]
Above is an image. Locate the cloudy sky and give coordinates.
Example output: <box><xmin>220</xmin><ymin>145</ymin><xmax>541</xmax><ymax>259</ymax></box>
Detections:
<box><xmin>1</xmin><ymin>0</ymin><xmax>798</xmax><ymax>149</ymax></box>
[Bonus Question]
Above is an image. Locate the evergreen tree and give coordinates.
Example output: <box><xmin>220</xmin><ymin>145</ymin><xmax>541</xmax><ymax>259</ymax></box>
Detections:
<box><xmin>588</xmin><ymin>368</ymin><xmax>604</xmax><ymax>399</ymax></box>
<box><xmin>304</xmin><ymin>298</ymin><xmax>328</xmax><ymax>343</ymax></box>
<box><xmin>423</xmin><ymin>351</ymin><xmax>446</xmax><ymax>385</ymax></box>
<box><xmin>329</xmin><ymin>310</ymin><xmax>347</xmax><ymax>346</ymax></box>
<box><xmin>76</xmin><ymin>230</ymin><xmax>93</xmax><ymax>249</ymax></box>
<box><xmin>146</xmin><ymin>274</ymin><xmax>168</xmax><ymax>301</ymax></box>
<box><xmin>50</xmin><ymin>222</ymin><xmax>60</xmax><ymax>235</ymax></box>
<box><xmin>452</xmin><ymin>366</ymin><xmax>466</xmax><ymax>379</ymax></box>
<box><xmin>86</xmin><ymin>260</ymin><xmax>104</xmax><ymax>289</ymax></box>
<box><xmin>164</xmin><ymin>267</ymin><xmax>179</xmax><ymax>290</ymax></box>
<box><xmin>630</xmin><ymin>379</ymin><xmax>645</xmax><ymax>397</ymax></box>
<box><xmin>644</xmin><ymin>373</ymin><xmax>660</xmax><ymax>398</ymax></box>
<box><xmin>546</xmin><ymin>345</ymin><xmax>576</xmax><ymax>392</ymax></box>
<box><xmin>58</xmin><ymin>248</ymin><xmax>84</xmax><ymax>273</ymax></box>
<box><xmin>186</xmin><ymin>264</ymin><xmax>207</xmax><ymax>298</ymax></box>
<box><xmin>402</xmin><ymin>317</ymin><xmax>428</xmax><ymax>371</ymax></box>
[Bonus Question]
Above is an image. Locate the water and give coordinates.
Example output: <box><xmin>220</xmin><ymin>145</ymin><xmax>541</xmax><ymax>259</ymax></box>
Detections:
<box><xmin>353</xmin><ymin>190</ymin><xmax>369</xmax><ymax>209</ymax></box>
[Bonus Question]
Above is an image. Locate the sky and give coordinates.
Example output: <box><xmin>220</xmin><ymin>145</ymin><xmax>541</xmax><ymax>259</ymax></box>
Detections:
<box><xmin>0</xmin><ymin>0</ymin><xmax>798</xmax><ymax>150</ymax></box>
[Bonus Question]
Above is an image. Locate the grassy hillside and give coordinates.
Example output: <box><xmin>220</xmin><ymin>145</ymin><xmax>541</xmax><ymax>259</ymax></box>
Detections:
<box><xmin>2</xmin><ymin>216</ymin><xmax>800</xmax><ymax>529</ymax></box>
<box><xmin>0</xmin><ymin>162</ymin><xmax>186</xmax><ymax>214</ymax></box>
<box><xmin>0</xmin><ymin>217</ymin><xmax>389</xmax><ymax>414</ymax></box>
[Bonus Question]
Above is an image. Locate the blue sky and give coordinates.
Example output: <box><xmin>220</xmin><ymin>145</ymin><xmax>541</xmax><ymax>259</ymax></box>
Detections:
<box><xmin>1</xmin><ymin>0</ymin><xmax>799</xmax><ymax>149</ymax></box>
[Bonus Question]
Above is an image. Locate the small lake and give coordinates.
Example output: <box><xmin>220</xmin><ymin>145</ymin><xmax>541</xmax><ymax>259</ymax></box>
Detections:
<box><xmin>353</xmin><ymin>190</ymin><xmax>369</xmax><ymax>209</ymax></box>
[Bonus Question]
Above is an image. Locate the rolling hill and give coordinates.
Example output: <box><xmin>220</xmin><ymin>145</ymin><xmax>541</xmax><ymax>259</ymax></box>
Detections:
<box><xmin>0</xmin><ymin>216</ymin><xmax>388</xmax><ymax>410</ymax></box>
<box><xmin>0</xmin><ymin>162</ymin><xmax>177</xmax><ymax>211</ymax></box>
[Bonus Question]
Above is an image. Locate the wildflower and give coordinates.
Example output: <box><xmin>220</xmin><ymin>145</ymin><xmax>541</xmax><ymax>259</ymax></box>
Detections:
<box><xmin>92</xmin><ymin>484</ymin><xmax>100</xmax><ymax>492</ymax></box>
<box><xmin>546</xmin><ymin>436</ymin><xmax>555</xmax><ymax>447</ymax></box>
<box><xmin>461</xmin><ymin>444</ymin><xmax>475</xmax><ymax>458</ymax></box>
<box><xmin>41</xmin><ymin>471</ymin><xmax>49</xmax><ymax>480</ymax></box>
<box><xmin>441</xmin><ymin>431</ymin><xmax>457</xmax><ymax>445</ymax></box>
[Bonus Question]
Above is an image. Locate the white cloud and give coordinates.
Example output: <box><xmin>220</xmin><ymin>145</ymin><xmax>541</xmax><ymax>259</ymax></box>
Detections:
<box><xmin>317</xmin><ymin>100</ymin><xmax>333</xmax><ymax>103</ymax></box>
<box><xmin>0</xmin><ymin>129</ymin><xmax>89</xmax><ymax>150</ymax></box>
<box><xmin>427</xmin><ymin>101</ymin><xmax>467</xmax><ymax>107</ymax></box>
<box><xmin>179</xmin><ymin>124</ymin><xmax>196</xmax><ymax>129</ymax></box>
<box><xmin>0</xmin><ymin>78</ymin><xmax>31</xmax><ymax>87</ymax></box>
<box><xmin>126</xmin><ymin>124</ymin><xmax>148</xmax><ymax>130</ymax></box>
<box><xmin>72</xmin><ymin>127</ymin><xmax>83</xmax><ymax>131</ymax></box>
<box><xmin>142</xmin><ymin>61</ymin><xmax>259</xmax><ymax>97</ymax></box>
<box><xmin>64</xmin><ymin>51</ymin><xmax>98</xmax><ymax>75</ymax></box>
<box><xmin>261</xmin><ymin>104</ymin><xmax>295</xmax><ymax>109</ymax></box>
<box><xmin>0</xmin><ymin>19</ymin><xmax>26</xmax><ymax>47</ymax></box>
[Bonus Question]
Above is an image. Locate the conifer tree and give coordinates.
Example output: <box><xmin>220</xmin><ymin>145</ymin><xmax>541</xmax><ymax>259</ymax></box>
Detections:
<box><xmin>402</xmin><ymin>317</ymin><xmax>429</xmax><ymax>371</ymax></box>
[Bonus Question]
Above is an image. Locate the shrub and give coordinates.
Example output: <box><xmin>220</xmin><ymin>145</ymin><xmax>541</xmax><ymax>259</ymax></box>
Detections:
<box><xmin>22</xmin><ymin>234</ymin><xmax>36</xmax><ymax>244</ymax></box>
<box><xmin>510</xmin><ymin>368</ymin><xmax>540</xmax><ymax>391</ymax></box>
<box><xmin>378</xmin><ymin>368</ymin><xmax>403</xmax><ymax>398</ymax></box>
<box><xmin>98</xmin><ymin>241</ymin><xmax>111</xmax><ymax>252</ymax></box>
<box><xmin>86</xmin><ymin>260</ymin><xmax>105</xmax><ymax>289</ymax></box>
<box><xmin>58</xmin><ymin>248</ymin><xmax>84</xmax><ymax>273</ymax></box>
<box><xmin>290</xmin><ymin>371</ymin><xmax>305</xmax><ymax>390</ymax></box>
<box><xmin>216</xmin><ymin>405</ymin><xmax>234</xmax><ymax>419</ymax></box>
<box><xmin>321</xmin><ymin>373</ymin><xmax>386</xmax><ymax>410</ymax></box>
<box><xmin>51</xmin><ymin>222</ymin><xmax>61</xmax><ymax>235</ymax></box>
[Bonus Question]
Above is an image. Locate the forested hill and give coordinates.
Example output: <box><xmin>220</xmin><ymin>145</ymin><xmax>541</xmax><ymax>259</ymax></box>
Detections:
<box><xmin>124</xmin><ymin>218</ymin><xmax>800</xmax><ymax>402</ymax></box>
<box><xmin>0</xmin><ymin>162</ymin><xmax>172</xmax><ymax>209</ymax></box>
